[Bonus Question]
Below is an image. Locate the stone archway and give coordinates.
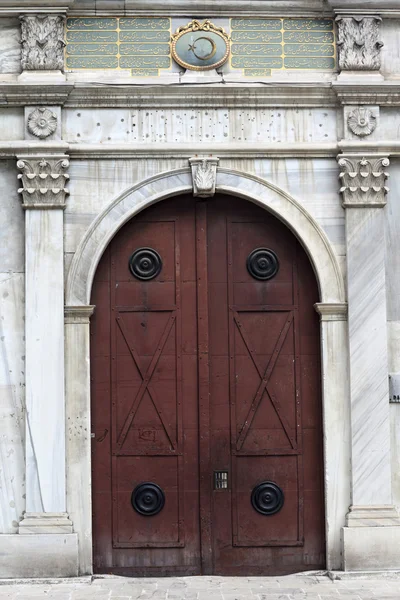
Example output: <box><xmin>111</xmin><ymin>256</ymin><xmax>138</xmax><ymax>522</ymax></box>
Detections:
<box><xmin>64</xmin><ymin>167</ymin><xmax>350</xmax><ymax>575</ymax></box>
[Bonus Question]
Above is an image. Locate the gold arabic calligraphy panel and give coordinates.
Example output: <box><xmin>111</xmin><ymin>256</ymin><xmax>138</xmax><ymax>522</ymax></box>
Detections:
<box><xmin>65</xmin><ymin>17</ymin><xmax>171</xmax><ymax>75</ymax></box>
<box><xmin>65</xmin><ymin>16</ymin><xmax>335</xmax><ymax>77</ymax></box>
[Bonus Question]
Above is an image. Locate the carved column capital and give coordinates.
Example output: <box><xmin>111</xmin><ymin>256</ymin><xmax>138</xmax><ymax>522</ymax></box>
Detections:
<box><xmin>335</xmin><ymin>16</ymin><xmax>383</xmax><ymax>71</ymax></box>
<box><xmin>17</xmin><ymin>154</ymin><xmax>70</xmax><ymax>209</ymax></box>
<box><xmin>20</xmin><ymin>14</ymin><xmax>66</xmax><ymax>71</ymax></box>
<box><xmin>337</xmin><ymin>154</ymin><xmax>389</xmax><ymax>208</ymax></box>
<box><xmin>189</xmin><ymin>156</ymin><xmax>219</xmax><ymax>198</ymax></box>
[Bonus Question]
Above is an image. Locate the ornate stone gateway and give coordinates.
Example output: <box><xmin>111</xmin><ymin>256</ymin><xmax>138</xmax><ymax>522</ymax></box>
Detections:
<box><xmin>90</xmin><ymin>194</ymin><xmax>325</xmax><ymax>575</ymax></box>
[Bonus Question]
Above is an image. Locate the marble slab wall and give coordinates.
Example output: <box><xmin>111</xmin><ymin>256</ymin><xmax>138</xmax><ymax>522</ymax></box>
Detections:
<box><xmin>381</xmin><ymin>20</ymin><xmax>400</xmax><ymax>78</ymax></box>
<box><xmin>0</xmin><ymin>18</ymin><xmax>21</xmax><ymax>75</ymax></box>
<box><xmin>0</xmin><ymin>162</ymin><xmax>25</xmax><ymax>534</ymax></box>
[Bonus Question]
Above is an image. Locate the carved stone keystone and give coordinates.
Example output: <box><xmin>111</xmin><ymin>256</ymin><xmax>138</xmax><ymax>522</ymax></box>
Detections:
<box><xmin>17</xmin><ymin>154</ymin><xmax>70</xmax><ymax>209</ymax></box>
<box><xmin>336</xmin><ymin>16</ymin><xmax>383</xmax><ymax>71</ymax></box>
<box><xmin>20</xmin><ymin>15</ymin><xmax>66</xmax><ymax>71</ymax></box>
<box><xmin>189</xmin><ymin>156</ymin><xmax>219</xmax><ymax>198</ymax></box>
<box><xmin>338</xmin><ymin>155</ymin><xmax>389</xmax><ymax>207</ymax></box>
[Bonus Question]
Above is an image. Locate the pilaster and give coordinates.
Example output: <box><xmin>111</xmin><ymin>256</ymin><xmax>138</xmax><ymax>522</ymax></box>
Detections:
<box><xmin>338</xmin><ymin>153</ymin><xmax>400</xmax><ymax>570</ymax></box>
<box><xmin>65</xmin><ymin>305</ymin><xmax>95</xmax><ymax>575</ymax></box>
<box><xmin>17</xmin><ymin>154</ymin><xmax>71</xmax><ymax>534</ymax></box>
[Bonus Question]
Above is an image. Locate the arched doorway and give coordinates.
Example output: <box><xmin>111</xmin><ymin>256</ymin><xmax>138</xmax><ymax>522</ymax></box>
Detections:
<box><xmin>90</xmin><ymin>193</ymin><xmax>325</xmax><ymax>576</ymax></box>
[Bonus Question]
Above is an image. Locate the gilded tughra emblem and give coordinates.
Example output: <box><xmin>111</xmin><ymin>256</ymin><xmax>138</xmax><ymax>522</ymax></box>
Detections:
<box><xmin>171</xmin><ymin>20</ymin><xmax>230</xmax><ymax>71</ymax></box>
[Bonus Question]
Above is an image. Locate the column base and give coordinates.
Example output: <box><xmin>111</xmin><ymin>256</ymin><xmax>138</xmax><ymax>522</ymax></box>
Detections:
<box><xmin>346</xmin><ymin>505</ymin><xmax>400</xmax><ymax>527</ymax></box>
<box><xmin>0</xmin><ymin>534</ymin><xmax>78</xmax><ymax>578</ymax></box>
<box><xmin>19</xmin><ymin>512</ymin><xmax>73</xmax><ymax>534</ymax></box>
<box><xmin>342</xmin><ymin>526</ymin><xmax>400</xmax><ymax>571</ymax></box>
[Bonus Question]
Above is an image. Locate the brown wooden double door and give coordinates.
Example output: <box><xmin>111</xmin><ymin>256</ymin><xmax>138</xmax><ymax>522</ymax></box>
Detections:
<box><xmin>91</xmin><ymin>194</ymin><xmax>325</xmax><ymax>576</ymax></box>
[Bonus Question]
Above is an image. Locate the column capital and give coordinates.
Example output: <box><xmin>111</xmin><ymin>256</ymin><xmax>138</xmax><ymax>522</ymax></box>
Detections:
<box><xmin>314</xmin><ymin>302</ymin><xmax>348</xmax><ymax>321</ymax></box>
<box><xmin>337</xmin><ymin>154</ymin><xmax>389</xmax><ymax>208</ymax></box>
<box><xmin>17</xmin><ymin>154</ymin><xmax>69</xmax><ymax>209</ymax></box>
<box><xmin>20</xmin><ymin>14</ymin><xmax>66</xmax><ymax>72</ymax></box>
<box><xmin>335</xmin><ymin>15</ymin><xmax>383</xmax><ymax>72</ymax></box>
<box><xmin>64</xmin><ymin>305</ymin><xmax>95</xmax><ymax>324</ymax></box>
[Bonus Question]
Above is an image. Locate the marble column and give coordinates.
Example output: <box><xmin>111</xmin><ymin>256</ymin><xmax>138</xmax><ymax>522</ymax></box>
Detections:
<box><xmin>339</xmin><ymin>154</ymin><xmax>400</xmax><ymax>570</ymax></box>
<box><xmin>17</xmin><ymin>154</ymin><xmax>72</xmax><ymax>534</ymax></box>
<box><xmin>65</xmin><ymin>305</ymin><xmax>95</xmax><ymax>575</ymax></box>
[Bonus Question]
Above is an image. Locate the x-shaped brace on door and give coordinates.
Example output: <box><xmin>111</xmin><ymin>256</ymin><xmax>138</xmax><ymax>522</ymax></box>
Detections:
<box><xmin>233</xmin><ymin>311</ymin><xmax>297</xmax><ymax>451</ymax></box>
<box><xmin>116</xmin><ymin>312</ymin><xmax>177</xmax><ymax>451</ymax></box>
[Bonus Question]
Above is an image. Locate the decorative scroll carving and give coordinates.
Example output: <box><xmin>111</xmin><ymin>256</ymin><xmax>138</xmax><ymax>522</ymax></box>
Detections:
<box><xmin>335</xmin><ymin>16</ymin><xmax>383</xmax><ymax>71</ymax></box>
<box><xmin>17</xmin><ymin>155</ymin><xmax>70</xmax><ymax>209</ymax></box>
<box><xmin>189</xmin><ymin>156</ymin><xmax>219</xmax><ymax>198</ymax></box>
<box><xmin>338</xmin><ymin>155</ymin><xmax>389</xmax><ymax>207</ymax></box>
<box><xmin>20</xmin><ymin>15</ymin><xmax>66</xmax><ymax>71</ymax></box>
<box><xmin>347</xmin><ymin>107</ymin><xmax>377</xmax><ymax>137</ymax></box>
<box><xmin>27</xmin><ymin>108</ymin><xmax>58</xmax><ymax>139</ymax></box>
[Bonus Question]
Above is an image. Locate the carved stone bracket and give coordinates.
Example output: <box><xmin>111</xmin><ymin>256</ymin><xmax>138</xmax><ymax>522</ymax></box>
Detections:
<box><xmin>338</xmin><ymin>154</ymin><xmax>389</xmax><ymax>207</ymax></box>
<box><xmin>17</xmin><ymin>154</ymin><xmax>70</xmax><ymax>209</ymax></box>
<box><xmin>335</xmin><ymin>16</ymin><xmax>383</xmax><ymax>71</ymax></box>
<box><xmin>20</xmin><ymin>15</ymin><xmax>66</xmax><ymax>71</ymax></box>
<box><xmin>189</xmin><ymin>156</ymin><xmax>219</xmax><ymax>198</ymax></box>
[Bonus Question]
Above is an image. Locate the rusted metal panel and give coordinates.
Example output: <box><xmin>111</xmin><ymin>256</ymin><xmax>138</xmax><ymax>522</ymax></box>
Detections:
<box><xmin>91</xmin><ymin>194</ymin><xmax>324</xmax><ymax>576</ymax></box>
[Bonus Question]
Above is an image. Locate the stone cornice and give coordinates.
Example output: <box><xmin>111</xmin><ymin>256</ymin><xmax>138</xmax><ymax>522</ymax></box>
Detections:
<box><xmin>2</xmin><ymin>81</ymin><xmax>400</xmax><ymax>108</ymax></box>
<box><xmin>68</xmin><ymin>0</ymin><xmax>329</xmax><ymax>17</ymax></box>
<box><xmin>0</xmin><ymin>1</ymin><xmax>75</xmax><ymax>16</ymax></box>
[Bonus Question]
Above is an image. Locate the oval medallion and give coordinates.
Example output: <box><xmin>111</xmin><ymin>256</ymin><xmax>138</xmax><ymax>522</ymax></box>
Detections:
<box><xmin>129</xmin><ymin>248</ymin><xmax>162</xmax><ymax>281</ymax></box>
<box><xmin>171</xmin><ymin>20</ymin><xmax>230</xmax><ymax>72</ymax></box>
<box><xmin>247</xmin><ymin>248</ymin><xmax>279</xmax><ymax>281</ymax></box>
<box><xmin>251</xmin><ymin>481</ymin><xmax>284</xmax><ymax>516</ymax></box>
<box><xmin>131</xmin><ymin>482</ymin><xmax>165</xmax><ymax>516</ymax></box>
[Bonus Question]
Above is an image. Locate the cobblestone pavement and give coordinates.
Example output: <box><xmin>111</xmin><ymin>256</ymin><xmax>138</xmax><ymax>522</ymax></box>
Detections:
<box><xmin>0</xmin><ymin>573</ymin><xmax>399</xmax><ymax>600</ymax></box>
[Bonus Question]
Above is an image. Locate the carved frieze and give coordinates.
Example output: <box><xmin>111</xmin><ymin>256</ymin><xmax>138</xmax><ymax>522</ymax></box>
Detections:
<box><xmin>189</xmin><ymin>156</ymin><xmax>219</xmax><ymax>198</ymax></box>
<box><xmin>335</xmin><ymin>16</ymin><xmax>383</xmax><ymax>71</ymax></box>
<box><xmin>347</xmin><ymin>107</ymin><xmax>377</xmax><ymax>137</ymax></box>
<box><xmin>20</xmin><ymin>15</ymin><xmax>66</xmax><ymax>71</ymax></box>
<box><xmin>17</xmin><ymin>155</ymin><xmax>70</xmax><ymax>209</ymax></box>
<box><xmin>338</xmin><ymin>155</ymin><xmax>389</xmax><ymax>207</ymax></box>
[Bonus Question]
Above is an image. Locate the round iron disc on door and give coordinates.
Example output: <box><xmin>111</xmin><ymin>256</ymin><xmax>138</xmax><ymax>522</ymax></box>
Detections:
<box><xmin>251</xmin><ymin>481</ymin><xmax>284</xmax><ymax>516</ymax></box>
<box><xmin>246</xmin><ymin>248</ymin><xmax>279</xmax><ymax>281</ymax></box>
<box><xmin>131</xmin><ymin>482</ymin><xmax>165</xmax><ymax>516</ymax></box>
<box><xmin>129</xmin><ymin>247</ymin><xmax>162</xmax><ymax>281</ymax></box>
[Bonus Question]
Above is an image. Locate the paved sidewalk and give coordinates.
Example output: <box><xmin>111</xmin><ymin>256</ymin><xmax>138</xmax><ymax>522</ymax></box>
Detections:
<box><xmin>0</xmin><ymin>573</ymin><xmax>399</xmax><ymax>600</ymax></box>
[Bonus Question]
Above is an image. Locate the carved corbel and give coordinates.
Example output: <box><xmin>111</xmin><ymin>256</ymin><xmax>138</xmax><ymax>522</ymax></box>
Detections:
<box><xmin>17</xmin><ymin>154</ymin><xmax>70</xmax><ymax>209</ymax></box>
<box><xmin>335</xmin><ymin>16</ymin><xmax>383</xmax><ymax>71</ymax></box>
<box><xmin>338</xmin><ymin>155</ymin><xmax>389</xmax><ymax>207</ymax></box>
<box><xmin>189</xmin><ymin>156</ymin><xmax>219</xmax><ymax>198</ymax></box>
<box><xmin>20</xmin><ymin>15</ymin><xmax>66</xmax><ymax>71</ymax></box>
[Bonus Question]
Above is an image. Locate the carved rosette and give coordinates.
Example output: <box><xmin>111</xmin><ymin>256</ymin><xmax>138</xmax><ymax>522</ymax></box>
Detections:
<box><xmin>17</xmin><ymin>155</ymin><xmax>70</xmax><ymax>209</ymax></box>
<box><xmin>347</xmin><ymin>107</ymin><xmax>377</xmax><ymax>137</ymax></box>
<box><xmin>336</xmin><ymin>16</ymin><xmax>383</xmax><ymax>71</ymax></box>
<box><xmin>20</xmin><ymin>15</ymin><xmax>66</xmax><ymax>71</ymax></box>
<box><xmin>338</xmin><ymin>155</ymin><xmax>389</xmax><ymax>207</ymax></box>
<box><xmin>189</xmin><ymin>156</ymin><xmax>219</xmax><ymax>198</ymax></box>
<box><xmin>27</xmin><ymin>108</ymin><xmax>58</xmax><ymax>139</ymax></box>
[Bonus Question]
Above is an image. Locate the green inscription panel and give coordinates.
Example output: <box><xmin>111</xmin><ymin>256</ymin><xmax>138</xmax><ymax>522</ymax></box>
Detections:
<box><xmin>230</xmin><ymin>17</ymin><xmax>335</xmax><ymax>76</ymax></box>
<box><xmin>65</xmin><ymin>16</ymin><xmax>171</xmax><ymax>75</ymax></box>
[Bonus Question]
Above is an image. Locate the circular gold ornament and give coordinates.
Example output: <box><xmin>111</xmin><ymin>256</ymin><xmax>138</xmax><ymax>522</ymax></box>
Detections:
<box><xmin>171</xmin><ymin>20</ymin><xmax>230</xmax><ymax>71</ymax></box>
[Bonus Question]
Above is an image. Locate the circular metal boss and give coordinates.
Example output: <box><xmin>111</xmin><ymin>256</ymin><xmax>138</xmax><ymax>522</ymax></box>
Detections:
<box><xmin>129</xmin><ymin>248</ymin><xmax>162</xmax><ymax>281</ymax></box>
<box><xmin>131</xmin><ymin>482</ymin><xmax>165</xmax><ymax>516</ymax></box>
<box><xmin>246</xmin><ymin>248</ymin><xmax>279</xmax><ymax>281</ymax></box>
<box><xmin>251</xmin><ymin>481</ymin><xmax>284</xmax><ymax>516</ymax></box>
